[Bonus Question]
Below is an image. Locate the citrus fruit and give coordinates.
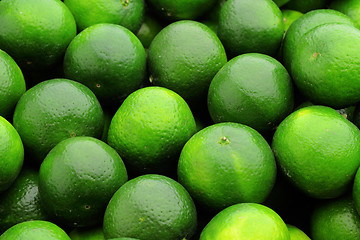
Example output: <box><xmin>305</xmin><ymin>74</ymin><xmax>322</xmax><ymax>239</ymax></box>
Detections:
<box><xmin>0</xmin><ymin>116</ymin><xmax>24</xmax><ymax>192</ymax></box>
<box><xmin>0</xmin><ymin>0</ymin><xmax>76</xmax><ymax>71</ymax></box>
<box><xmin>272</xmin><ymin>105</ymin><xmax>360</xmax><ymax>199</ymax></box>
<box><xmin>178</xmin><ymin>122</ymin><xmax>277</xmax><ymax>210</ymax></box>
<box><xmin>39</xmin><ymin>136</ymin><xmax>128</xmax><ymax>227</ymax></box>
<box><xmin>282</xmin><ymin>9</ymin><xmax>355</xmax><ymax>71</ymax></box>
<box><xmin>353</xmin><ymin>167</ymin><xmax>360</xmax><ymax>214</ymax></box>
<box><xmin>13</xmin><ymin>79</ymin><xmax>104</xmax><ymax>163</ymax></box>
<box><xmin>64</xmin><ymin>0</ymin><xmax>145</xmax><ymax>33</ymax></box>
<box><xmin>0</xmin><ymin>220</ymin><xmax>71</xmax><ymax>240</ymax></box>
<box><xmin>0</xmin><ymin>50</ymin><xmax>25</xmax><ymax>118</ymax></box>
<box><xmin>208</xmin><ymin>53</ymin><xmax>294</xmax><ymax>132</ymax></box>
<box><xmin>146</xmin><ymin>0</ymin><xmax>217</xmax><ymax>21</ymax></box>
<box><xmin>282</xmin><ymin>10</ymin><xmax>303</xmax><ymax>33</ymax></box>
<box><xmin>0</xmin><ymin>168</ymin><xmax>47</xmax><ymax>233</ymax></box>
<box><xmin>287</xmin><ymin>224</ymin><xmax>311</xmax><ymax>240</ymax></box>
<box><xmin>273</xmin><ymin>0</ymin><xmax>290</xmax><ymax>7</ymax></box>
<box><xmin>103</xmin><ymin>174</ymin><xmax>197</xmax><ymax>240</ymax></box>
<box><xmin>199</xmin><ymin>203</ymin><xmax>290</xmax><ymax>240</ymax></box>
<box><xmin>148</xmin><ymin>20</ymin><xmax>227</xmax><ymax>103</ymax></box>
<box><xmin>290</xmin><ymin>23</ymin><xmax>360</xmax><ymax>108</ymax></box>
<box><xmin>69</xmin><ymin>227</ymin><xmax>105</xmax><ymax>240</ymax></box>
<box><xmin>136</xmin><ymin>14</ymin><xmax>163</xmax><ymax>49</ymax></box>
<box><xmin>64</xmin><ymin>23</ymin><xmax>146</xmax><ymax>106</ymax></box>
<box><xmin>218</xmin><ymin>0</ymin><xmax>284</xmax><ymax>57</ymax></box>
<box><xmin>283</xmin><ymin>0</ymin><xmax>327</xmax><ymax>13</ymax></box>
<box><xmin>330</xmin><ymin>0</ymin><xmax>360</xmax><ymax>29</ymax></box>
<box><xmin>310</xmin><ymin>196</ymin><xmax>360</xmax><ymax>240</ymax></box>
<box><xmin>107</xmin><ymin>86</ymin><xmax>196</xmax><ymax>173</ymax></box>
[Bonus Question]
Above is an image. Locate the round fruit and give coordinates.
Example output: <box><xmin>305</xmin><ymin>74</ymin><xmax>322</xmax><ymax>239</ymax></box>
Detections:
<box><xmin>0</xmin><ymin>0</ymin><xmax>76</xmax><ymax>71</ymax></box>
<box><xmin>107</xmin><ymin>86</ymin><xmax>196</xmax><ymax>173</ymax></box>
<box><xmin>0</xmin><ymin>50</ymin><xmax>25</xmax><ymax>118</ymax></box>
<box><xmin>69</xmin><ymin>227</ymin><xmax>104</xmax><ymax>240</ymax></box>
<box><xmin>0</xmin><ymin>168</ymin><xmax>47</xmax><ymax>233</ymax></box>
<box><xmin>136</xmin><ymin>14</ymin><xmax>163</xmax><ymax>49</ymax></box>
<box><xmin>310</xmin><ymin>196</ymin><xmax>360</xmax><ymax>240</ymax></box>
<box><xmin>0</xmin><ymin>116</ymin><xmax>24</xmax><ymax>192</ymax></box>
<box><xmin>64</xmin><ymin>0</ymin><xmax>144</xmax><ymax>33</ymax></box>
<box><xmin>282</xmin><ymin>9</ymin><xmax>355</xmax><ymax>71</ymax></box>
<box><xmin>330</xmin><ymin>0</ymin><xmax>360</xmax><ymax>28</ymax></box>
<box><xmin>290</xmin><ymin>23</ymin><xmax>360</xmax><ymax>108</ymax></box>
<box><xmin>178</xmin><ymin>122</ymin><xmax>277</xmax><ymax>210</ymax></box>
<box><xmin>147</xmin><ymin>0</ymin><xmax>217</xmax><ymax>20</ymax></box>
<box><xmin>148</xmin><ymin>20</ymin><xmax>227</xmax><ymax>103</ymax></box>
<box><xmin>282</xmin><ymin>10</ymin><xmax>303</xmax><ymax>33</ymax></box>
<box><xmin>103</xmin><ymin>174</ymin><xmax>197</xmax><ymax>240</ymax></box>
<box><xmin>13</xmin><ymin>79</ymin><xmax>104</xmax><ymax>163</ymax></box>
<box><xmin>208</xmin><ymin>53</ymin><xmax>294</xmax><ymax>132</ymax></box>
<box><xmin>272</xmin><ymin>105</ymin><xmax>360</xmax><ymax>198</ymax></box>
<box><xmin>199</xmin><ymin>203</ymin><xmax>290</xmax><ymax>240</ymax></box>
<box><xmin>64</xmin><ymin>23</ymin><xmax>146</xmax><ymax>105</ymax></box>
<box><xmin>39</xmin><ymin>137</ymin><xmax>128</xmax><ymax>227</ymax></box>
<box><xmin>0</xmin><ymin>220</ymin><xmax>71</xmax><ymax>240</ymax></box>
<box><xmin>218</xmin><ymin>0</ymin><xmax>284</xmax><ymax>57</ymax></box>
<box><xmin>287</xmin><ymin>224</ymin><xmax>311</xmax><ymax>240</ymax></box>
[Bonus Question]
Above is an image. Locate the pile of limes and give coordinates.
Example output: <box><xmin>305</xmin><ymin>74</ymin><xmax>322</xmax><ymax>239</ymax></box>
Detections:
<box><xmin>1</xmin><ymin>0</ymin><xmax>360</xmax><ymax>239</ymax></box>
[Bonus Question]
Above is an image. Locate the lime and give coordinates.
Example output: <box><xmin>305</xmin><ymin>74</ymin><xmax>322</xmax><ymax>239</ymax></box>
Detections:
<box><xmin>282</xmin><ymin>10</ymin><xmax>303</xmax><ymax>33</ymax></box>
<box><xmin>290</xmin><ymin>23</ymin><xmax>360</xmax><ymax>108</ymax></box>
<box><xmin>148</xmin><ymin>20</ymin><xmax>227</xmax><ymax>103</ymax></box>
<box><xmin>0</xmin><ymin>50</ymin><xmax>25</xmax><ymax>118</ymax></box>
<box><xmin>136</xmin><ymin>14</ymin><xmax>163</xmax><ymax>49</ymax></box>
<box><xmin>107</xmin><ymin>87</ymin><xmax>196</xmax><ymax>173</ymax></box>
<box><xmin>287</xmin><ymin>224</ymin><xmax>311</xmax><ymax>240</ymax></box>
<box><xmin>273</xmin><ymin>0</ymin><xmax>290</xmax><ymax>7</ymax></box>
<box><xmin>200</xmin><ymin>203</ymin><xmax>290</xmax><ymax>240</ymax></box>
<box><xmin>103</xmin><ymin>174</ymin><xmax>197</xmax><ymax>240</ymax></box>
<box><xmin>39</xmin><ymin>137</ymin><xmax>128</xmax><ymax>227</ymax></box>
<box><xmin>64</xmin><ymin>0</ymin><xmax>145</xmax><ymax>33</ymax></box>
<box><xmin>310</xmin><ymin>196</ymin><xmax>360</xmax><ymax>240</ymax></box>
<box><xmin>208</xmin><ymin>53</ymin><xmax>294</xmax><ymax>132</ymax></box>
<box><xmin>0</xmin><ymin>116</ymin><xmax>24</xmax><ymax>192</ymax></box>
<box><xmin>0</xmin><ymin>220</ymin><xmax>71</xmax><ymax>240</ymax></box>
<box><xmin>272</xmin><ymin>105</ymin><xmax>360</xmax><ymax>198</ymax></box>
<box><xmin>218</xmin><ymin>0</ymin><xmax>284</xmax><ymax>57</ymax></box>
<box><xmin>0</xmin><ymin>0</ymin><xmax>76</xmax><ymax>71</ymax></box>
<box><xmin>13</xmin><ymin>79</ymin><xmax>104</xmax><ymax>163</ymax></box>
<box><xmin>330</xmin><ymin>0</ymin><xmax>360</xmax><ymax>29</ymax></box>
<box><xmin>64</xmin><ymin>23</ymin><xmax>146</xmax><ymax>106</ymax></box>
<box><xmin>178</xmin><ymin>122</ymin><xmax>276</xmax><ymax>210</ymax></box>
<box><xmin>0</xmin><ymin>168</ymin><xmax>47</xmax><ymax>233</ymax></box>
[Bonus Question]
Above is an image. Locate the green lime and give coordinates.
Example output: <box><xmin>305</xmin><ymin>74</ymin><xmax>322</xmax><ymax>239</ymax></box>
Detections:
<box><xmin>200</xmin><ymin>203</ymin><xmax>290</xmax><ymax>239</ymax></box>
<box><xmin>64</xmin><ymin>23</ymin><xmax>146</xmax><ymax>105</ymax></box>
<box><xmin>136</xmin><ymin>14</ymin><xmax>163</xmax><ymax>49</ymax></box>
<box><xmin>0</xmin><ymin>168</ymin><xmax>47</xmax><ymax>233</ymax></box>
<box><xmin>218</xmin><ymin>0</ymin><xmax>284</xmax><ymax>57</ymax></box>
<box><xmin>290</xmin><ymin>23</ymin><xmax>360</xmax><ymax>108</ymax></box>
<box><xmin>287</xmin><ymin>224</ymin><xmax>311</xmax><ymax>240</ymax></box>
<box><xmin>147</xmin><ymin>0</ymin><xmax>217</xmax><ymax>21</ymax></box>
<box><xmin>178</xmin><ymin>122</ymin><xmax>276</xmax><ymax>210</ymax></box>
<box><xmin>64</xmin><ymin>0</ymin><xmax>145</xmax><ymax>33</ymax></box>
<box><xmin>208</xmin><ymin>53</ymin><xmax>294</xmax><ymax>132</ymax></box>
<box><xmin>103</xmin><ymin>174</ymin><xmax>197</xmax><ymax>240</ymax></box>
<box><xmin>0</xmin><ymin>50</ymin><xmax>25</xmax><ymax>118</ymax></box>
<box><xmin>284</xmin><ymin>0</ymin><xmax>328</xmax><ymax>13</ymax></box>
<box><xmin>0</xmin><ymin>220</ymin><xmax>70</xmax><ymax>240</ymax></box>
<box><xmin>272</xmin><ymin>105</ymin><xmax>360</xmax><ymax>198</ymax></box>
<box><xmin>282</xmin><ymin>9</ymin><xmax>355</xmax><ymax>71</ymax></box>
<box><xmin>310</xmin><ymin>196</ymin><xmax>360</xmax><ymax>240</ymax></box>
<box><xmin>330</xmin><ymin>0</ymin><xmax>360</xmax><ymax>29</ymax></box>
<box><xmin>0</xmin><ymin>0</ymin><xmax>76</xmax><ymax>71</ymax></box>
<box><xmin>39</xmin><ymin>137</ymin><xmax>128</xmax><ymax>227</ymax></box>
<box><xmin>282</xmin><ymin>10</ymin><xmax>303</xmax><ymax>33</ymax></box>
<box><xmin>148</xmin><ymin>20</ymin><xmax>227</xmax><ymax>103</ymax></box>
<box><xmin>107</xmin><ymin>87</ymin><xmax>196</xmax><ymax>173</ymax></box>
<box><xmin>0</xmin><ymin>116</ymin><xmax>24</xmax><ymax>192</ymax></box>
<box><xmin>69</xmin><ymin>227</ymin><xmax>104</xmax><ymax>240</ymax></box>
<box><xmin>13</xmin><ymin>79</ymin><xmax>104</xmax><ymax>163</ymax></box>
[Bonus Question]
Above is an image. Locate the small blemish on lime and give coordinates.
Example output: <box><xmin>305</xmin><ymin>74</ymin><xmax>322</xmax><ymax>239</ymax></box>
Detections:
<box><xmin>70</xmin><ymin>132</ymin><xmax>76</xmax><ymax>137</ymax></box>
<box><xmin>96</xmin><ymin>83</ymin><xmax>101</xmax><ymax>88</ymax></box>
<box><xmin>218</xmin><ymin>136</ymin><xmax>230</xmax><ymax>145</ymax></box>
<box><xmin>312</xmin><ymin>52</ymin><xmax>321</xmax><ymax>59</ymax></box>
